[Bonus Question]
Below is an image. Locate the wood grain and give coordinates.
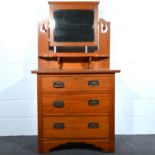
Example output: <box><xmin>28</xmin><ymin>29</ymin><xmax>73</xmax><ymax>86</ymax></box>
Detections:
<box><xmin>32</xmin><ymin>69</ymin><xmax>120</xmax><ymax>74</ymax></box>
<box><xmin>42</xmin><ymin>116</ymin><xmax>110</xmax><ymax>139</ymax></box>
<box><xmin>42</xmin><ymin>75</ymin><xmax>111</xmax><ymax>92</ymax></box>
<box><xmin>38</xmin><ymin>139</ymin><xmax>114</xmax><ymax>153</ymax></box>
<box><xmin>42</xmin><ymin>93</ymin><xmax>112</xmax><ymax>115</ymax></box>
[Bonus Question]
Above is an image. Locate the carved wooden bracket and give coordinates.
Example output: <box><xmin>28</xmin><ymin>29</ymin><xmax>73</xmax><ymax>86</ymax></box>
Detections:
<box><xmin>99</xmin><ymin>19</ymin><xmax>110</xmax><ymax>34</ymax></box>
<box><xmin>40</xmin><ymin>19</ymin><xmax>49</xmax><ymax>34</ymax></box>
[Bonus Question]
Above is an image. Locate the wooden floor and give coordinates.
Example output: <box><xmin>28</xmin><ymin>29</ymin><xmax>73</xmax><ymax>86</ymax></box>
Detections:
<box><xmin>0</xmin><ymin>135</ymin><xmax>155</xmax><ymax>155</ymax></box>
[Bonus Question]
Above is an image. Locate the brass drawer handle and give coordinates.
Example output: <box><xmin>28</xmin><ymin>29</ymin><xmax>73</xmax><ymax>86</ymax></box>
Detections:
<box><xmin>88</xmin><ymin>80</ymin><xmax>99</xmax><ymax>86</ymax></box>
<box><xmin>53</xmin><ymin>81</ymin><xmax>64</xmax><ymax>88</ymax></box>
<box><xmin>53</xmin><ymin>100</ymin><xmax>64</xmax><ymax>108</ymax></box>
<box><xmin>88</xmin><ymin>99</ymin><xmax>99</xmax><ymax>106</ymax></box>
<box><xmin>88</xmin><ymin>122</ymin><xmax>99</xmax><ymax>129</ymax></box>
<box><xmin>53</xmin><ymin>123</ymin><xmax>64</xmax><ymax>129</ymax></box>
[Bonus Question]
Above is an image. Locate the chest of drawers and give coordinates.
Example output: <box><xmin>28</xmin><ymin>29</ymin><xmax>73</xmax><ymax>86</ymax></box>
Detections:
<box><xmin>33</xmin><ymin>72</ymin><xmax>119</xmax><ymax>153</ymax></box>
<box><xmin>32</xmin><ymin>1</ymin><xmax>120</xmax><ymax>152</ymax></box>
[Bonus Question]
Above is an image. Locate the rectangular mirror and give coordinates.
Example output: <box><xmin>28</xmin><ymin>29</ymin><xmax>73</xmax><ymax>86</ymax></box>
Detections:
<box><xmin>53</xmin><ymin>10</ymin><xmax>94</xmax><ymax>42</ymax></box>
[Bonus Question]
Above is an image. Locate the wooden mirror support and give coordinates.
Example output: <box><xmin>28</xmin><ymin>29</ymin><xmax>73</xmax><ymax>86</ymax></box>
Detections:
<box><xmin>32</xmin><ymin>1</ymin><xmax>120</xmax><ymax>153</ymax></box>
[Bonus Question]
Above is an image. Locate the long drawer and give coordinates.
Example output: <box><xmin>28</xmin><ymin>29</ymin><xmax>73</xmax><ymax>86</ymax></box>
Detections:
<box><xmin>42</xmin><ymin>75</ymin><xmax>111</xmax><ymax>92</ymax></box>
<box><xmin>42</xmin><ymin>94</ymin><xmax>112</xmax><ymax>115</ymax></box>
<box><xmin>43</xmin><ymin>116</ymin><xmax>110</xmax><ymax>138</ymax></box>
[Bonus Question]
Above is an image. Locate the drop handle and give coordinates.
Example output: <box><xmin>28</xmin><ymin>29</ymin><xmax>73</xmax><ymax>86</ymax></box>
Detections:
<box><xmin>53</xmin><ymin>123</ymin><xmax>64</xmax><ymax>129</ymax></box>
<box><xmin>88</xmin><ymin>80</ymin><xmax>99</xmax><ymax>86</ymax></box>
<box><xmin>53</xmin><ymin>81</ymin><xmax>64</xmax><ymax>88</ymax></box>
<box><xmin>53</xmin><ymin>100</ymin><xmax>64</xmax><ymax>108</ymax></box>
<box><xmin>88</xmin><ymin>122</ymin><xmax>99</xmax><ymax>129</ymax></box>
<box><xmin>88</xmin><ymin>99</ymin><xmax>99</xmax><ymax>106</ymax></box>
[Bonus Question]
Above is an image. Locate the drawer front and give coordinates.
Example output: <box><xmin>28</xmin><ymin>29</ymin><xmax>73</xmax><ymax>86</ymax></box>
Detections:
<box><xmin>42</xmin><ymin>94</ymin><xmax>111</xmax><ymax>115</ymax></box>
<box><xmin>43</xmin><ymin>116</ymin><xmax>110</xmax><ymax>138</ymax></box>
<box><xmin>42</xmin><ymin>76</ymin><xmax>111</xmax><ymax>92</ymax></box>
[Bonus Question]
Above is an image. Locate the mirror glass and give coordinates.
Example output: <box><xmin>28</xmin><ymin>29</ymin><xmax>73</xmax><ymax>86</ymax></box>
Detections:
<box><xmin>53</xmin><ymin>10</ymin><xmax>94</xmax><ymax>42</ymax></box>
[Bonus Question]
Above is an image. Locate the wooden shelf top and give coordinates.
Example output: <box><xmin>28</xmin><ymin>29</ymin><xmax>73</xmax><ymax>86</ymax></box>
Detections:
<box><xmin>39</xmin><ymin>53</ymin><xmax>109</xmax><ymax>58</ymax></box>
<box><xmin>48</xmin><ymin>1</ymin><xmax>100</xmax><ymax>5</ymax></box>
<box><xmin>32</xmin><ymin>69</ymin><xmax>120</xmax><ymax>74</ymax></box>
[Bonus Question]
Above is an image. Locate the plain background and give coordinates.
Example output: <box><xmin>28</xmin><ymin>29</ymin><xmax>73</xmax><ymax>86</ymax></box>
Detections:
<box><xmin>0</xmin><ymin>0</ymin><xmax>155</xmax><ymax>136</ymax></box>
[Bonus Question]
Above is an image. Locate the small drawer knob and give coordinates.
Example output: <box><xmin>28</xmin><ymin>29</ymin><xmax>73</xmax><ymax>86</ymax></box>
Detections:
<box><xmin>53</xmin><ymin>123</ymin><xmax>64</xmax><ymax>129</ymax></box>
<box><xmin>88</xmin><ymin>80</ymin><xmax>99</xmax><ymax>86</ymax></box>
<box><xmin>53</xmin><ymin>81</ymin><xmax>64</xmax><ymax>88</ymax></box>
<box><xmin>88</xmin><ymin>122</ymin><xmax>99</xmax><ymax>129</ymax></box>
